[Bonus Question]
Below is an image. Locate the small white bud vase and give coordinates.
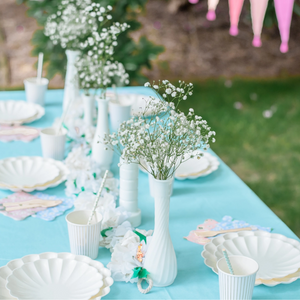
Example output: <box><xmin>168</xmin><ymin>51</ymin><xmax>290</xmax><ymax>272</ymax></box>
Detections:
<box><xmin>82</xmin><ymin>94</ymin><xmax>95</xmax><ymax>126</ymax></box>
<box><xmin>63</xmin><ymin>50</ymin><xmax>80</xmax><ymax>111</ymax></box>
<box><xmin>119</xmin><ymin>158</ymin><xmax>141</xmax><ymax>227</ymax></box>
<box><xmin>92</xmin><ymin>97</ymin><xmax>113</xmax><ymax>169</ymax></box>
<box><xmin>144</xmin><ymin>176</ymin><xmax>177</xmax><ymax>287</ymax></box>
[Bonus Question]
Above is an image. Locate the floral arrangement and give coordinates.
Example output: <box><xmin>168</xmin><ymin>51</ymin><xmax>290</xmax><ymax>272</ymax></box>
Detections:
<box><xmin>45</xmin><ymin>1</ymin><xmax>130</xmax><ymax>96</ymax></box>
<box><xmin>45</xmin><ymin>0</ymin><xmax>110</xmax><ymax>50</ymax></box>
<box><xmin>74</xmin><ymin>4</ymin><xmax>130</xmax><ymax>95</ymax></box>
<box><xmin>64</xmin><ymin>146</ymin><xmax>119</xmax><ymax>197</ymax></box>
<box><xmin>104</xmin><ymin>80</ymin><xmax>216</xmax><ymax>180</ymax></box>
<box><xmin>107</xmin><ymin>229</ymin><xmax>153</xmax><ymax>282</ymax></box>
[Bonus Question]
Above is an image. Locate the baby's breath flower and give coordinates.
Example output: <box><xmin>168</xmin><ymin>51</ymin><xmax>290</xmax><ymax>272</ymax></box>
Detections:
<box><xmin>104</xmin><ymin>79</ymin><xmax>215</xmax><ymax>180</ymax></box>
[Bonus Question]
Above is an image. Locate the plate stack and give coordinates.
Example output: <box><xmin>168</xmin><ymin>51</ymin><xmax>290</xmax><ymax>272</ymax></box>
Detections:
<box><xmin>0</xmin><ymin>157</ymin><xmax>69</xmax><ymax>192</ymax></box>
<box><xmin>0</xmin><ymin>252</ymin><xmax>113</xmax><ymax>300</ymax></box>
<box><xmin>201</xmin><ymin>230</ymin><xmax>300</xmax><ymax>286</ymax></box>
<box><xmin>140</xmin><ymin>151</ymin><xmax>220</xmax><ymax>180</ymax></box>
<box><xmin>0</xmin><ymin>101</ymin><xmax>45</xmax><ymax>125</ymax></box>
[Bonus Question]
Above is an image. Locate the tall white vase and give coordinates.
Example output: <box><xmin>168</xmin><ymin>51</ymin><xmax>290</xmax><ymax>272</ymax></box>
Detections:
<box><xmin>143</xmin><ymin>176</ymin><xmax>177</xmax><ymax>287</ymax></box>
<box><xmin>63</xmin><ymin>50</ymin><xmax>80</xmax><ymax>111</ymax></box>
<box><xmin>92</xmin><ymin>97</ymin><xmax>113</xmax><ymax>169</ymax></box>
<box><xmin>82</xmin><ymin>94</ymin><xmax>95</xmax><ymax>126</ymax></box>
<box><xmin>119</xmin><ymin>158</ymin><xmax>141</xmax><ymax>227</ymax></box>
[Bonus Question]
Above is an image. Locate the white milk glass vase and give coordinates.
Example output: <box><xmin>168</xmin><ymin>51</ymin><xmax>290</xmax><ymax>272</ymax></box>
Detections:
<box><xmin>119</xmin><ymin>158</ymin><xmax>141</xmax><ymax>227</ymax></box>
<box><xmin>63</xmin><ymin>50</ymin><xmax>80</xmax><ymax>111</ymax></box>
<box><xmin>92</xmin><ymin>97</ymin><xmax>113</xmax><ymax>169</ymax></box>
<box><xmin>82</xmin><ymin>94</ymin><xmax>95</xmax><ymax>126</ymax></box>
<box><xmin>143</xmin><ymin>176</ymin><xmax>177</xmax><ymax>287</ymax></box>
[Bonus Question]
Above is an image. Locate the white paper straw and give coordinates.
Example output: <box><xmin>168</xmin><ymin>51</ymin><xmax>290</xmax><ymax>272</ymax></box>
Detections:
<box><xmin>87</xmin><ymin>170</ymin><xmax>109</xmax><ymax>225</ymax></box>
<box><xmin>37</xmin><ymin>52</ymin><xmax>44</xmax><ymax>83</ymax></box>
<box><xmin>222</xmin><ymin>249</ymin><xmax>234</xmax><ymax>275</ymax></box>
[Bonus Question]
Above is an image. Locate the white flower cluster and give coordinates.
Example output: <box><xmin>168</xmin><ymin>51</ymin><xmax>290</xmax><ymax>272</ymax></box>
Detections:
<box><xmin>52</xmin><ymin>99</ymin><xmax>95</xmax><ymax>152</ymax></box>
<box><xmin>107</xmin><ymin>229</ymin><xmax>153</xmax><ymax>283</ymax></box>
<box><xmin>45</xmin><ymin>0</ymin><xmax>115</xmax><ymax>50</ymax></box>
<box><xmin>104</xmin><ymin>80</ymin><xmax>216</xmax><ymax>180</ymax></box>
<box><xmin>64</xmin><ymin>147</ymin><xmax>119</xmax><ymax>197</ymax></box>
<box><xmin>76</xmin><ymin>57</ymin><xmax>129</xmax><ymax>91</ymax></box>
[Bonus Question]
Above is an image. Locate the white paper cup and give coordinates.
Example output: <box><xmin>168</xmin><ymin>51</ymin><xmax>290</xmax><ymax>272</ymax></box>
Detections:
<box><xmin>24</xmin><ymin>77</ymin><xmax>49</xmax><ymax>106</ymax></box>
<box><xmin>40</xmin><ymin>127</ymin><xmax>67</xmax><ymax>161</ymax></box>
<box><xmin>66</xmin><ymin>210</ymin><xmax>102</xmax><ymax>259</ymax></box>
<box><xmin>109</xmin><ymin>97</ymin><xmax>132</xmax><ymax>131</ymax></box>
<box><xmin>217</xmin><ymin>256</ymin><xmax>259</xmax><ymax>300</ymax></box>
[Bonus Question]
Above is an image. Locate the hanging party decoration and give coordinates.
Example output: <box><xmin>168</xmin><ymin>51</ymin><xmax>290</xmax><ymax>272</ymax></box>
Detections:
<box><xmin>250</xmin><ymin>0</ymin><xmax>269</xmax><ymax>47</ymax></box>
<box><xmin>274</xmin><ymin>0</ymin><xmax>294</xmax><ymax>53</ymax></box>
<box><xmin>228</xmin><ymin>0</ymin><xmax>245</xmax><ymax>36</ymax></box>
<box><xmin>207</xmin><ymin>0</ymin><xmax>220</xmax><ymax>21</ymax></box>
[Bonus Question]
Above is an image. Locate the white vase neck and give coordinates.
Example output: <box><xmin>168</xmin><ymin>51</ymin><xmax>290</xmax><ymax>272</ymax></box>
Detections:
<box><xmin>66</xmin><ymin>50</ymin><xmax>80</xmax><ymax>61</ymax></box>
<box><xmin>82</xmin><ymin>94</ymin><xmax>95</xmax><ymax>100</ymax></box>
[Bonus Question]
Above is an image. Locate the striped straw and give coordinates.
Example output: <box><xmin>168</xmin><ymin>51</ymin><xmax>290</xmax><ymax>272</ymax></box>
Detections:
<box><xmin>87</xmin><ymin>170</ymin><xmax>109</xmax><ymax>225</ymax></box>
<box><xmin>222</xmin><ymin>249</ymin><xmax>234</xmax><ymax>275</ymax></box>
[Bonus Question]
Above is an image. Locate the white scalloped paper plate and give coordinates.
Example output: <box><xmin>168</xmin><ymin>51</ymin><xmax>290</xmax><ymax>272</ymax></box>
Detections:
<box><xmin>0</xmin><ymin>252</ymin><xmax>113</xmax><ymax>300</ymax></box>
<box><xmin>0</xmin><ymin>157</ymin><xmax>69</xmax><ymax>192</ymax></box>
<box><xmin>0</xmin><ymin>100</ymin><xmax>45</xmax><ymax>125</ymax></box>
<box><xmin>6</xmin><ymin>258</ymin><xmax>103</xmax><ymax>300</ymax></box>
<box><xmin>0</xmin><ymin>101</ymin><xmax>36</xmax><ymax>123</ymax></box>
<box><xmin>139</xmin><ymin>152</ymin><xmax>219</xmax><ymax>180</ymax></box>
<box><xmin>0</xmin><ymin>157</ymin><xmax>60</xmax><ymax>188</ymax></box>
<box><xmin>201</xmin><ymin>230</ymin><xmax>300</xmax><ymax>286</ymax></box>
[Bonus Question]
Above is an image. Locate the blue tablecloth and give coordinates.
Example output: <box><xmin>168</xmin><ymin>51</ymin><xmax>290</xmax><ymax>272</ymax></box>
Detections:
<box><xmin>0</xmin><ymin>88</ymin><xmax>299</xmax><ymax>300</ymax></box>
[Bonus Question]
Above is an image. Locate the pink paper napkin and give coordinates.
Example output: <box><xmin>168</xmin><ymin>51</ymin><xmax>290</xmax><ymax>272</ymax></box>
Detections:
<box><xmin>0</xmin><ymin>125</ymin><xmax>40</xmax><ymax>142</ymax></box>
<box><xmin>184</xmin><ymin>219</ymin><xmax>219</xmax><ymax>245</ymax></box>
<box><xmin>0</xmin><ymin>192</ymin><xmax>46</xmax><ymax>220</ymax></box>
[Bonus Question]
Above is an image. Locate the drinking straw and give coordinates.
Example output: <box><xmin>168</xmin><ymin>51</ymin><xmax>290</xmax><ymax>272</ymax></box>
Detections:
<box><xmin>222</xmin><ymin>249</ymin><xmax>235</xmax><ymax>275</ymax></box>
<box><xmin>87</xmin><ymin>170</ymin><xmax>109</xmax><ymax>225</ymax></box>
<box><xmin>37</xmin><ymin>52</ymin><xmax>44</xmax><ymax>83</ymax></box>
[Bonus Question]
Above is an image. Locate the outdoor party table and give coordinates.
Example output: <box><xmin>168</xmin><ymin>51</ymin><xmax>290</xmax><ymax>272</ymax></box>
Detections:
<box><xmin>0</xmin><ymin>88</ymin><xmax>299</xmax><ymax>300</ymax></box>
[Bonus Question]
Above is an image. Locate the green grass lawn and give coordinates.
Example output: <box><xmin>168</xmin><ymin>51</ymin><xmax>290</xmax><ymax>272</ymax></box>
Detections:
<box><xmin>178</xmin><ymin>77</ymin><xmax>300</xmax><ymax>237</ymax></box>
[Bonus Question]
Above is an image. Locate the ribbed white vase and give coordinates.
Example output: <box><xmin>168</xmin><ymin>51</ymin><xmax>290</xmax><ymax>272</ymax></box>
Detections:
<box><xmin>119</xmin><ymin>158</ymin><xmax>141</xmax><ymax>227</ymax></box>
<box><xmin>143</xmin><ymin>176</ymin><xmax>177</xmax><ymax>287</ymax></box>
<box><xmin>82</xmin><ymin>94</ymin><xmax>95</xmax><ymax>126</ymax></box>
<box><xmin>63</xmin><ymin>50</ymin><xmax>80</xmax><ymax>111</ymax></box>
<box><xmin>92</xmin><ymin>97</ymin><xmax>113</xmax><ymax>169</ymax></box>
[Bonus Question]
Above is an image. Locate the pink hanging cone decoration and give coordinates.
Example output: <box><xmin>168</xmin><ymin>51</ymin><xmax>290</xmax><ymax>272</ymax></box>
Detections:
<box><xmin>189</xmin><ymin>0</ymin><xmax>199</xmax><ymax>3</ymax></box>
<box><xmin>228</xmin><ymin>0</ymin><xmax>245</xmax><ymax>36</ymax></box>
<box><xmin>274</xmin><ymin>0</ymin><xmax>294</xmax><ymax>53</ymax></box>
<box><xmin>206</xmin><ymin>0</ymin><xmax>220</xmax><ymax>21</ymax></box>
<box><xmin>250</xmin><ymin>0</ymin><xmax>269</xmax><ymax>47</ymax></box>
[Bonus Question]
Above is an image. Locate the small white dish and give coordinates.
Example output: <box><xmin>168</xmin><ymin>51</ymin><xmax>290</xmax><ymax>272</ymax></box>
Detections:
<box><xmin>0</xmin><ymin>252</ymin><xmax>113</xmax><ymax>300</ymax></box>
<box><xmin>0</xmin><ymin>157</ymin><xmax>60</xmax><ymax>188</ymax></box>
<box><xmin>6</xmin><ymin>258</ymin><xmax>103</xmax><ymax>300</ymax></box>
<box><xmin>0</xmin><ymin>100</ymin><xmax>45</xmax><ymax>125</ymax></box>
<box><xmin>0</xmin><ymin>157</ymin><xmax>69</xmax><ymax>192</ymax></box>
<box><xmin>201</xmin><ymin>230</ymin><xmax>300</xmax><ymax>286</ymax></box>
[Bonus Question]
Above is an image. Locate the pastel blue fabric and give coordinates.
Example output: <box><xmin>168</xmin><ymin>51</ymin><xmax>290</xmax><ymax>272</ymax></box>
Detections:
<box><xmin>31</xmin><ymin>192</ymin><xmax>75</xmax><ymax>221</ymax></box>
<box><xmin>0</xmin><ymin>88</ymin><xmax>299</xmax><ymax>300</ymax></box>
<box><xmin>212</xmin><ymin>215</ymin><xmax>272</xmax><ymax>232</ymax></box>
